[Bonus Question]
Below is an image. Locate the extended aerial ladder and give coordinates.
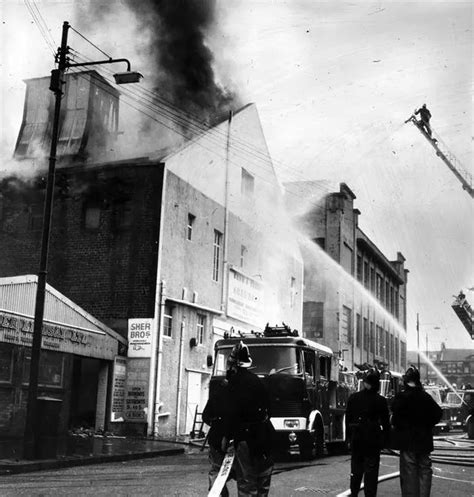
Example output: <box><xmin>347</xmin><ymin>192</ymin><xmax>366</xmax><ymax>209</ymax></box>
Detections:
<box><xmin>452</xmin><ymin>291</ymin><xmax>474</xmax><ymax>340</ymax></box>
<box><xmin>405</xmin><ymin>113</ymin><xmax>474</xmax><ymax>198</ymax></box>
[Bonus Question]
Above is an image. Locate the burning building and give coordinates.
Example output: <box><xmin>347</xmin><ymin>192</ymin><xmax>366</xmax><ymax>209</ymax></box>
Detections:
<box><xmin>0</xmin><ymin>70</ymin><xmax>303</xmax><ymax>438</ymax></box>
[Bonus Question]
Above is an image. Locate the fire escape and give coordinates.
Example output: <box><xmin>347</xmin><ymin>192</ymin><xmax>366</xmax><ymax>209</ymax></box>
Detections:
<box><xmin>404</xmin><ymin>114</ymin><xmax>474</xmax><ymax>198</ymax></box>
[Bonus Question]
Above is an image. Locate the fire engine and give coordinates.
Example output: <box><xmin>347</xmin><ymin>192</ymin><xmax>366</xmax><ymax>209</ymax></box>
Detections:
<box><xmin>210</xmin><ymin>324</ymin><xmax>350</xmax><ymax>459</ymax></box>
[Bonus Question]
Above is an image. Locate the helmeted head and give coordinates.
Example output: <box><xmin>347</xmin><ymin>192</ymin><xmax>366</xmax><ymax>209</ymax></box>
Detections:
<box><xmin>422</xmin><ymin>103</ymin><xmax>427</xmax><ymax>108</ymax></box>
<box><xmin>403</xmin><ymin>365</ymin><xmax>421</xmax><ymax>387</ymax></box>
<box><xmin>363</xmin><ymin>367</ymin><xmax>380</xmax><ymax>391</ymax></box>
<box><xmin>227</xmin><ymin>341</ymin><xmax>252</xmax><ymax>369</ymax></box>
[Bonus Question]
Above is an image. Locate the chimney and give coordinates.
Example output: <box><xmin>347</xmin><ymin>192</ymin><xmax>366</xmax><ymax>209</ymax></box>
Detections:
<box><xmin>14</xmin><ymin>70</ymin><xmax>120</xmax><ymax>163</ymax></box>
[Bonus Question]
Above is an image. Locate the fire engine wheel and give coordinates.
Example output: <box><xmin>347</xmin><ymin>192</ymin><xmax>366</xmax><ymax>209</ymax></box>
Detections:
<box><xmin>299</xmin><ymin>419</ymin><xmax>325</xmax><ymax>461</ymax></box>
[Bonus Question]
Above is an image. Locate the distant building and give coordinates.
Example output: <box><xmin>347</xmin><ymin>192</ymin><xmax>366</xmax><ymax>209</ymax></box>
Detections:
<box><xmin>408</xmin><ymin>345</ymin><xmax>474</xmax><ymax>387</ymax></box>
<box><xmin>1</xmin><ymin>71</ymin><xmax>303</xmax><ymax>439</ymax></box>
<box><xmin>286</xmin><ymin>182</ymin><xmax>408</xmax><ymax>373</ymax></box>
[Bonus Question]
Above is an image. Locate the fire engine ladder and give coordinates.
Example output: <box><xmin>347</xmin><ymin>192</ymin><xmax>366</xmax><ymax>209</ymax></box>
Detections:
<box><xmin>452</xmin><ymin>294</ymin><xmax>474</xmax><ymax>339</ymax></box>
<box><xmin>190</xmin><ymin>406</ymin><xmax>206</xmax><ymax>439</ymax></box>
<box><xmin>404</xmin><ymin>115</ymin><xmax>474</xmax><ymax>198</ymax></box>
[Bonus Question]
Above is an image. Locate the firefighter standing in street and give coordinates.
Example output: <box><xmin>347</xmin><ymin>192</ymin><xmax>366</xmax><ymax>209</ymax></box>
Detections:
<box><xmin>223</xmin><ymin>341</ymin><xmax>275</xmax><ymax>497</ymax></box>
<box><xmin>391</xmin><ymin>365</ymin><xmax>442</xmax><ymax>497</ymax></box>
<box><xmin>203</xmin><ymin>366</ymin><xmax>234</xmax><ymax>496</ymax></box>
<box><xmin>345</xmin><ymin>368</ymin><xmax>390</xmax><ymax>497</ymax></box>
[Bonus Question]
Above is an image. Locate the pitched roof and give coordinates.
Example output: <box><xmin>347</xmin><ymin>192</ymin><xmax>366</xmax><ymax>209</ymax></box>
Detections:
<box><xmin>0</xmin><ymin>275</ymin><xmax>126</xmax><ymax>344</ymax></box>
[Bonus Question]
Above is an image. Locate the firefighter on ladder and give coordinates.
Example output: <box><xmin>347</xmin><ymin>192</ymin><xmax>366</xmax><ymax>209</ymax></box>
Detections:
<box><xmin>415</xmin><ymin>104</ymin><xmax>433</xmax><ymax>138</ymax></box>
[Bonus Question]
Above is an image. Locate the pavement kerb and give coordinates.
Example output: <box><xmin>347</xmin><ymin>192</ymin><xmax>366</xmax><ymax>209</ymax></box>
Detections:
<box><xmin>0</xmin><ymin>446</ymin><xmax>184</xmax><ymax>476</ymax></box>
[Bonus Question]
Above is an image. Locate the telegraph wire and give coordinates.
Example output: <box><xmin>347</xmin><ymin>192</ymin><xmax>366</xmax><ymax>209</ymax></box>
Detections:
<box><xmin>21</xmin><ymin>1</ymin><xmax>332</xmax><ymax>200</ymax></box>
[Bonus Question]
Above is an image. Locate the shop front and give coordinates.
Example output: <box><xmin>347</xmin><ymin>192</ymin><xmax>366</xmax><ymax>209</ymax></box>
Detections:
<box><xmin>0</xmin><ymin>275</ymin><xmax>126</xmax><ymax>437</ymax></box>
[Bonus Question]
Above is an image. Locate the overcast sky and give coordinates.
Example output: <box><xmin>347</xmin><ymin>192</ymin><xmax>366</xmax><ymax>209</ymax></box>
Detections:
<box><xmin>1</xmin><ymin>0</ymin><xmax>472</xmax><ymax>351</ymax></box>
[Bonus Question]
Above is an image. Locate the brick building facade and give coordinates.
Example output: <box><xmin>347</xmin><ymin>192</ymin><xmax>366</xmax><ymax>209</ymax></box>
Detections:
<box><xmin>1</xmin><ymin>72</ymin><xmax>303</xmax><ymax>438</ymax></box>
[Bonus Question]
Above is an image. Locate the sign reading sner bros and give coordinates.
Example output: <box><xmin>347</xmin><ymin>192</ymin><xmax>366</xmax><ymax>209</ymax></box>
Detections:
<box><xmin>127</xmin><ymin>318</ymin><xmax>154</xmax><ymax>358</ymax></box>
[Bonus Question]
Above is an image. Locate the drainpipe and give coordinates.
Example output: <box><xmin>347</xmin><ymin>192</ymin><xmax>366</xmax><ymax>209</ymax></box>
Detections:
<box><xmin>147</xmin><ymin>165</ymin><xmax>168</xmax><ymax>437</ymax></box>
<box><xmin>176</xmin><ymin>317</ymin><xmax>186</xmax><ymax>437</ymax></box>
<box><xmin>221</xmin><ymin>111</ymin><xmax>233</xmax><ymax>315</ymax></box>
<box><xmin>151</xmin><ymin>280</ymin><xmax>166</xmax><ymax>437</ymax></box>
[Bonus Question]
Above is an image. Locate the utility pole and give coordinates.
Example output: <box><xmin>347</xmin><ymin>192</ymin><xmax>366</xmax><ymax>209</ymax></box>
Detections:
<box><xmin>416</xmin><ymin>313</ymin><xmax>420</xmax><ymax>371</ymax></box>
<box><xmin>23</xmin><ymin>21</ymin><xmax>141</xmax><ymax>460</ymax></box>
<box><xmin>23</xmin><ymin>21</ymin><xmax>69</xmax><ymax>460</ymax></box>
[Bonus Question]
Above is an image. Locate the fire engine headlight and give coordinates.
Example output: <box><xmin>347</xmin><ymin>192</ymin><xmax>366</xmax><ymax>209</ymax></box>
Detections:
<box><xmin>284</xmin><ymin>419</ymin><xmax>300</xmax><ymax>429</ymax></box>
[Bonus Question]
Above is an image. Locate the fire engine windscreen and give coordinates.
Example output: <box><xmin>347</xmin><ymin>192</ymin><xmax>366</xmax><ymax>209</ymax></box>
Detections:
<box><xmin>214</xmin><ymin>346</ymin><xmax>302</xmax><ymax>376</ymax></box>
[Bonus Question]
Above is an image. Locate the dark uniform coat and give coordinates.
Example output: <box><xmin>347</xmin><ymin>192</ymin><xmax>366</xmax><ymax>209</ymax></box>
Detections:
<box><xmin>391</xmin><ymin>385</ymin><xmax>442</xmax><ymax>453</ymax></box>
<box><xmin>203</xmin><ymin>379</ymin><xmax>231</xmax><ymax>452</ymax></box>
<box><xmin>345</xmin><ymin>388</ymin><xmax>390</xmax><ymax>454</ymax></box>
<box><xmin>227</xmin><ymin>368</ymin><xmax>275</xmax><ymax>458</ymax></box>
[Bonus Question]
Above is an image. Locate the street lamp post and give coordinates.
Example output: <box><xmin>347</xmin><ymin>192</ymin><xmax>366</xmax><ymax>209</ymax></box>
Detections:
<box><xmin>23</xmin><ymin>21</ymin><xmax>141</xmax><ymax>460</ymax></box>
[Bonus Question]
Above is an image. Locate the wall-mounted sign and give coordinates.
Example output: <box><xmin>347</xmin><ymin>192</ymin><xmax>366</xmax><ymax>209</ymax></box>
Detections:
<box><xmin>227</xmin><ymin>268</ymin><xmax>264</xmax><ymax>326</ymax></box>
<box><xmin>111</xmin><ymin>356</ymin><xmax>127</xmax><ymax>422</ymax></box>
<box><xmin>128</xmin><ymin>318</ymin><xmax>154</xmax><ymax>357</ymax></box>
<box><xmin>124</xmin><ymin>384</ymin><xmax>147</xmax><ymax>422</ymax></box>
<box><xmin>0</xmin><ymin>311</ymin><xmax>117</xmax><ymax>360</ymax></box>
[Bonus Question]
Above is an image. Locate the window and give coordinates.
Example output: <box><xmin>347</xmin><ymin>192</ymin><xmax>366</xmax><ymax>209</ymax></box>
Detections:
<box><xmin>114</xmin><ymin>201</ymin><xmax>133</xmax><ymax>231</ymax></box>
<box><xmin>363</xmin><ymin>261</ymin><xmax>370</xmax><ymax>288</ymax></box>
<box><xmin>377</xmin><ymin>325</ymin><xmax>383</xmax><ymax>356</ymax></box>
<box><xmin>163</xmin><ymin>303</ymin><xmax>173</xmax><ymax>337</ymax></box>
<box><xmin>356</xmin><ymin>255</ymin><xmax>363</xmax><ymax>281</ymax></box>
<box><xmin>83</xmin><ymin>200</ymin><xmax>101</xmax><ymax>230</ymax></box>
<box><xmin>212</xmin><ymin>230</ymin><xmax>222</xmax><ymax>281</ymax></box>
<box><xmin>241</xmin><ymin>168</ymin><xmax>254</xmax><ymax>197</ymax></box>
<box><xmin>363</xmin><ymin>318</ymin><xmax>369</xmax><ymax>351</ymax></box>
<box><xmin>385</xmin><ymin>330</ymin><xmax>389</xmax><ymax>359</ymax></box>
<box><xmin>22</xmin><ymin>349</ymin><xmax>64</xmax><ymax>387</ymax></box>
<box><xmin>376</xmin><ymin>274</ymin><xmax>383</xmax><ymax>301</ymax></box>
<box><xmin>370</xmin><ymin>322</ymin><xmax>375</xmax><ymax>354</ymax></box>
<box><xmin>385</xmin><ymin>282</ymin><xmax>390</xmax><ymax>308</ymax></box>
<box><xmin>28</xmin><ymin>203</ymin><xmax>44</xmax><ymax>231</ymax></box>
<box><xmin>187</xmin><ymin>213</ymin><xmax>195</xmax><ymax>241</ymax></box>
<box><xmin>303</xmin><ymin>350</ymin><xmax>316</xmax><ymax>379</ymax></box>
<box><xmin>290</xmin><ymin>277</ymin><xmax>296</xmax><ymax>308</ymax></box>
<box><xmin>240</xmin><ymin>245</ymin><xmax>246</xmax><ymax>268</ymax></box>
<box><xmin>341</xmin><ymin>306</ymin><xmax>352</xmax><ymax>343</ymax></box>
<box><xmin>303</xmin><ymin>301</ymin><xmax>324</xmax><ymax>338</ymax></box>
<box><xmin>197</xmin><ymin>314</ymin><xmax>206</xmax><ymax>345</ymax></box>
<box><xmin>370</xmin><ymin>267</ymin><xmax>375</xmax><ymax>292</ymax></box>
<box><xmin>356</xmin><ymin>314</ymin><xmax>361</xmax><ymax>347</ymax></box>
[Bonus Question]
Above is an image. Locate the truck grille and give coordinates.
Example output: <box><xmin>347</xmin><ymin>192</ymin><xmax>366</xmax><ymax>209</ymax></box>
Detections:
<box><xmin>271</xmin><ymin>401</ymin><xmax>305</xmax><ymax>417</ymax></box>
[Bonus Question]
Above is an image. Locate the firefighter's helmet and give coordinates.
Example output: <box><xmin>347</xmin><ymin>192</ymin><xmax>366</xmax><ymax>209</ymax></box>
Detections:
<box><xmin>363</xmin><ymin>367</ymin><xmax>380</xmax><ymax>390</ymax></box>
<box><xmin>227</xmin><ymin>341</ymin><xmax>253</xmax><ymax>368</ymax></box>
<box><xmin>403</xmin><ymin>365</ymin><xmax>421</xmax><ymax>386</ymax></box>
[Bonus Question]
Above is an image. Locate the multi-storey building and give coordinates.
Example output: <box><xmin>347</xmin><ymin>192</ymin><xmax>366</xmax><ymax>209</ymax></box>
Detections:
<box><xmin>286</xmin><ymin>181</ymin><xmax>408</xmax><ymax>373</ymax></box>
<box><xmin>0</xmin><ymin>71</ymin><xmax>303</xmax><ymax>438</ymax></box>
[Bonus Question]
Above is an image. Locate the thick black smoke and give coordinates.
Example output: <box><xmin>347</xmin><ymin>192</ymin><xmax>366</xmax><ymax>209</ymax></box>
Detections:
<box><xmin>126</xmin><ymin>0</ymin><xmax>239</xmax><ymax>127</ymax></box>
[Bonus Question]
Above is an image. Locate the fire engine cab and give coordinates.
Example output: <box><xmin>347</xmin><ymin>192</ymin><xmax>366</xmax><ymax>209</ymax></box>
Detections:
<box><xmin>211</xmin><ymin>324</ymin><xmax>349</xmax><ymax>459</ymax></box>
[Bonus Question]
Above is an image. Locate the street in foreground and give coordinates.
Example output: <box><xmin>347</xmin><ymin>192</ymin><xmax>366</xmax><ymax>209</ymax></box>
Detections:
<box><xmin>0</xmin><ymin>444</ymin><xmax>472</xmax><ymax>497</ymax></box>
